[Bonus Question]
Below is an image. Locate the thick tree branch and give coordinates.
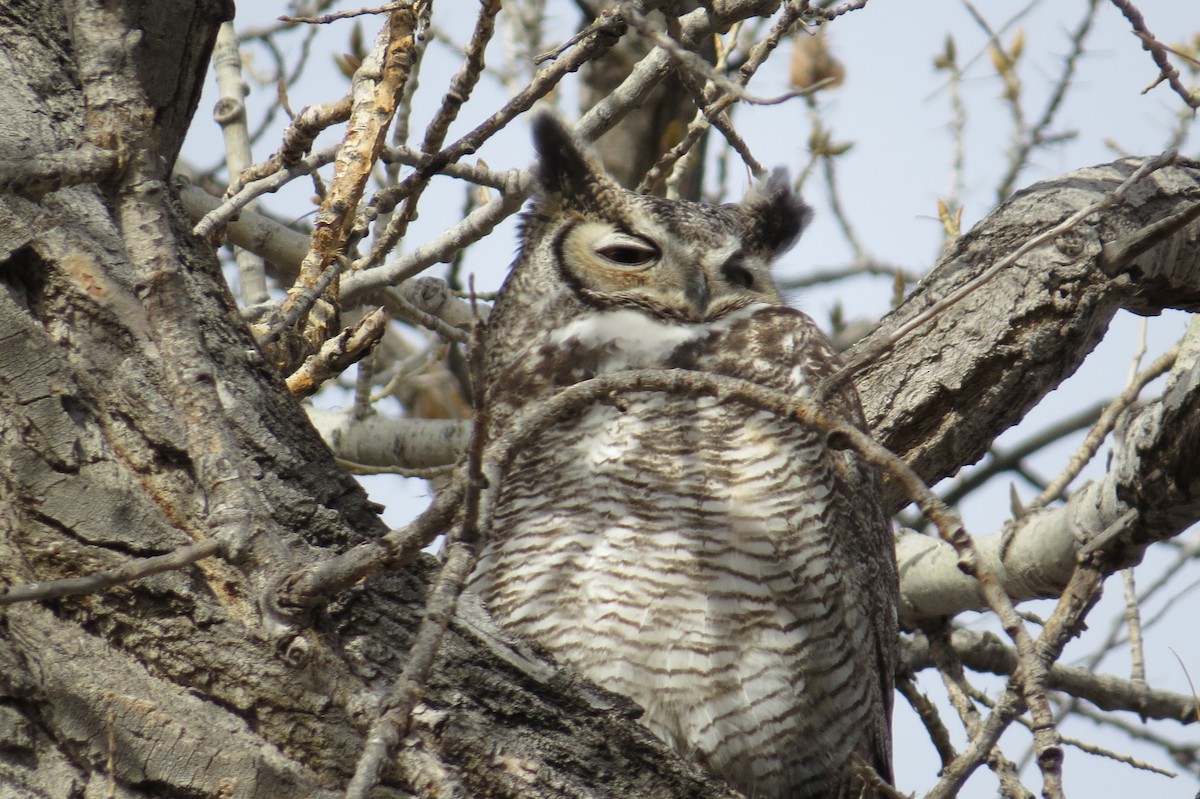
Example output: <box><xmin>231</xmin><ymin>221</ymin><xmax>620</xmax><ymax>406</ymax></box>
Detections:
<box><xmin>852</xmin><ymin>156</ymin><xmax>1200</xmax><ymax>509</ymax></box>
<box><xmin>306</xmin><ymin>408</ymin><xmax>470</xmax><ymax>470</ymax></box>
<box><xmin>897</xmin><ymin>316</ymin><xmax>1200</xmax><ymax>622</ymax></box>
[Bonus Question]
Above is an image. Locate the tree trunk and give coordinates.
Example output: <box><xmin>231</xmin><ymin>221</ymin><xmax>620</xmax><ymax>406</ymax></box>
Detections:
<box><xmin>0</xmin><ymin>2</ymin><xmax>736</xmax><ymax>796</ymax></box>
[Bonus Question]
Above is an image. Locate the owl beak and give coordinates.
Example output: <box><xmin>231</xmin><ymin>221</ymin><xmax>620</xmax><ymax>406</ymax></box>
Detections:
<box><xmin>684</xmin><ymin>270</ymin><xmax>710</xmax><ymax>316</ymax></box>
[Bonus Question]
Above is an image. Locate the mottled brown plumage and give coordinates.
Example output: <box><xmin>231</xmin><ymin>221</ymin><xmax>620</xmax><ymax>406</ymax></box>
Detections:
<box><xmin>469</xmin><ymin>115</ymin><xmax>897</xmax><ymax>798</ymax></box>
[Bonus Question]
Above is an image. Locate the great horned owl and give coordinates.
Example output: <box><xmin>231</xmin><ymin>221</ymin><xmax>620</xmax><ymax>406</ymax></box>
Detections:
<box><xmin>469</xmin><ymin>115</ymin><xmax>897</xmax><ymax>799</ymax></box>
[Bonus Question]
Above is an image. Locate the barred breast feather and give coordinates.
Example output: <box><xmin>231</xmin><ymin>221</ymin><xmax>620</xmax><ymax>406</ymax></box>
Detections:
<box><xmin>470</xmin><ymin>305</ymin><xmax>895</xmax><ymax>799</ymax></box>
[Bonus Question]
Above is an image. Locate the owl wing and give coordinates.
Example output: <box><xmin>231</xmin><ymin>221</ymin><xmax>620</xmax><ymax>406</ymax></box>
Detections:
<box><xmin>705</xmin><ymin>305</ymin><xmax>898</xmax><ymax>783</ymax></box>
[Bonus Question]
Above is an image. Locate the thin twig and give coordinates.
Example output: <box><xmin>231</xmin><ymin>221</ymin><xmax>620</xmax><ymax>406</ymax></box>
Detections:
<box><xmin>382</xmin><ymin>285</ymin><xmax>472</xmax><ymax>344</ymax></box>
<box><xmin>224</xmin><ymin>96</ymin><xmax>352</xmax><ymax>199</ymax></box>
<box><xmin>259</xmin><ymin>254</ymin><xmax>345</xmax><ymax>347</ymax></box>
<box><xmin>1070</xmin><ymin>705</ymin><xmax>1190</xmax><ymax>772</ymax></box>
<box><xmin>896</xmin><ymin>672</ymin><xmax>958</xmax><ymax>769</ymax></box>
<box><xmin>962</xmin><ymin>0</ymin><xmax>1028</xmax><ymax>188</ymax></box>
<box><xmin>1071</xmin><ymin>704</ymin><xmax>1195</xmax><ymax>774</ymax></box>
<box><xmin>358</xmin><ymin>0</ymin><xmax>501</xmax><ymax>270</ymax></box>
<box><xmin>1030</xmin><ymin>344</ymin><xmax>1179</xmax><ymax>509</ymax></box>
<box><xmin>341</xmin><ymin>516</ymin><xmax>476</xmax><ymax>799</ymax></box>
<box><xmin>285</xmin><ymin>307</ymin><xmax>390</xmax><ymax>398</ymax></box>
<box><xmin>624</xmin><ymin>6</ymin><xmax>810</xmax><ymax>108</ymax></box>
<box><xmin>351</xmin><ymin>6</ymin><xmax>629</xmax><ymax>270</ymax></box>
<box><xmin>280</xmin><ymin>2</ymin><xmax>408</xmax><ymax>24</ymax></box>
<box><xmin>815</xmin><ymin>106</ymin><xmax>867</xmax><ymax>261</ymax></box>
<box><xmin>193</xmin><ymin>144</ymin><xmax>513</xmax><ymax>240</ymax></box>
<box><xmin>637</xmin><ymin>1</ymin><xmax>812</xmax><ymax>192</ymax></box>
<box><xmin>924</xmin><ymin>625</ymin><xmax>1034</xmax><ymax>799</ymax></box>
<box><xmin>344</xmin><ymin>327</ymin><xmax>490</xmax><ymax>798</ymax></box>
<box><xmin>0</xmin><ymin>540</ymin><xmax>222</xmax><ymax>605</ymax></box>
<box><xmin>777</xmin><ymin>258</ymin><xmax>920</xmax><ymax>291</ymax></box>
<box><xmin>341</xmin><ymin>170</ymin><xmax>525</xmax><ymax>305</ymax></box>
<box><xmin>926</xmin><ymin>565</ymin><xmax>1105</xmax><ymax>799</ymax></box>
<box><xmin>1122</xmin><ymin>567</ymin><xmax>1147</xmax><ymax>684</ymax></box>
<box><xmin>940</xmin><ymin>34</ymin><xmax>967</xmax><ymax>215</ymax></box>
<box><xmin>979</xmin><ymin>680</ymin><xmax>1180</xmax><ymax>778</ymax></box>
<box><xmin>335</xmin><ymin>459</ymin><xmax>456</xmax><ymax>479</ymax></box>
<box><xmin>940</xmin><ymin>400</ymin><xmax>1108</xmax><ymax>510</ymax></box>
<box><xmin>904</xmin><ymin>627</ymin><xmax>1200</xmax><ymax>723</ymax></box>
<box><xmin>278</xmin><ymin>474</ymin><xmax>465</xmax><ymax>609</ymax></box>
<box><xmin>995</xmin><ymin>0</ymin><xmax>1099</xmax><ymax>200</ymax></box>
<box><xmin>1110</xmin><ymin>0</ymin><xmax>1200</xmax><ymax>108</ymax></box>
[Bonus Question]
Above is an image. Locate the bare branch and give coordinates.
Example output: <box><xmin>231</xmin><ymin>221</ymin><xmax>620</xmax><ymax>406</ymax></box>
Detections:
<box><xmin>904</xmin><ymin>628</ymin><xmax>1200</xmax><ymax>724</ymax></box>
<box><xmin>73</xmin><ymin>0</ymin><xmax>293</xmax><ymax>607</ymax></box>
<box><xmin>777</xmin><ymin>258</ymin><xmax>920</xmax><ymax>291</ymax></box>
<box><xmin>637</xmin><ymin>3</ymin><xmax>813</xmax><ymax>193</ymax></box>
<box><xmin>351</xmin><ymin>6</ymin><xmax>631</xmax><ymax>270</ymax></box>
<box><xmin>828</xmin><ymin>149</ymin><xmax>1181</xmax><ymax>405</ymax></box>
<box><xmin>254</xmin><ymin>9</ymin><xmax>420</xmax><ymax>373</ymax></box>
<box><xmin>285</xmin><ymin>307</ymin><xmax>390</xmax><ymax>398</ymax></box>
<box><xmin>920</xmin><ymin>624</ymin><xmax>1035</xmax><ymax>798</ymax></box>
<box><xmin>995</xmin><ymin>0</ymin><xmax>1101</xmax><ymax>200</ymax></box>
<box><xmin>939</xmin><ymin>400</ymin><xmax>1108</xmax><ymax>510</ymax></box>
<box><xmin>0</xmin><ymin>144</ymin><xmax>118</xmax><ymax>197</ymax></box>
<box><xmin>358</xmin><ymin>0</ymin><xmax>502</xmax><ymax>275</ymax></box>
<box><xmin>342</xmin><ymin>169</ymin><xmax>526</xmax><ymax>303</ymax></box>
<box><xmin>853</xmin><ymin>156</ymin><xmax>1200</xmax><ymax>505</ymax></box>
<box><xmin>0</xmin><ymin>539</ymin><xmax>222</xmax><ymax>606</ymax></box>
<box><xmin>212</xmin><ymin>22</ymin><xmax>269</xmax><ymax>303</ymax></box>
<box><xmin>1109</xmin><ymin>0</ymin><xmax>1200</xmax><ymax>108</ymax></box>
<box><xmin>304</xmin><ymin>410</ymin><xmax>469</xmax><ymax>471</ymax></box>
<box><xmin>277</xmin><ymin>475</ymin><xmax>466</xmax><ymax>610</ymax></box>
<box><xmin>226</xmin><ymin>95</ymin><xmax>352</xmax><ymax>198</ymax></box>
<box><xmin>1030</xmin><ymin>343</ymin><xmax>1178</xmax><ymax>509</ymax></box>
<box><xmin>280</xmin><ymin>2</ymin><xmax>409</xmax><ymax>25</ymax></box>
<box><xmin>181</xmin><ymin>182</ymin><xmax>487</xmax><ymax>335</ymax></box>
<box><xmin>900</xmin><ymin>318</ymin><xmax>1200</xmax><ymax>629</ymax></box>
<box><xmin>345</xmin><ymin>329</ymin><xmax>491</xmax><ymax>797</ymax></box>
<box><xmin>895</xmin><ymin>673</ymin><xmax>957</xmax><ymax>768</ymax></box>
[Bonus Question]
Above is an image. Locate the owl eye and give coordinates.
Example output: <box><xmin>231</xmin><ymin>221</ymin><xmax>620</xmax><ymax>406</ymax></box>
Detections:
<box><xmin>594</xmin><ymin>233</ymin><xmax>659</xmax><ymax>268</ymax></box>
<box><xmin>722</xmin><ymin>260</ymin><xmax>755</xmax><ymax>289</ymax></box>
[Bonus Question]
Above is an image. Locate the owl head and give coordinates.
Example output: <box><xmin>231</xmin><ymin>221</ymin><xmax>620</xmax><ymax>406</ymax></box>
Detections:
<box><xmin>481</xmin><ymin>115</ymin><xmax>813</xmax><ymax>413</ymax></box>
<box><xmin>507</xmin><ymin>114</ymin><xmax>812</xmax><ymax>325</ymax></box>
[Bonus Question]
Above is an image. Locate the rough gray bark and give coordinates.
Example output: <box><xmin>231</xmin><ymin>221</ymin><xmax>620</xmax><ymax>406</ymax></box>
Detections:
<box><xmin>855</xmin><ymin>158</ymin><xmax>1200</xmax><ymax>509</ymax></box>
<box><xmin>2</xmin><ymin>3</ymin><xmax>1199</xmax><ymax>799</ymax></box>
<box><xmin>0</xmin><ymin>2</ymin><xmax>734</xmax><ymax>797</ymax></box>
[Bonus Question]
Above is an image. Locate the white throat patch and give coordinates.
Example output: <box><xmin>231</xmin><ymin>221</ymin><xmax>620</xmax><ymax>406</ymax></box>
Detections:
<box><xmin>549</xmin><ymin>304</ymin><xmax>767</xmax><ymax>371</ymax></box>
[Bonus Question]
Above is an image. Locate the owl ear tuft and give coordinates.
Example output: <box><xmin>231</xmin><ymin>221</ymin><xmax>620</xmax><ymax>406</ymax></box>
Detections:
<box><xmin>741</xmin><ymin>169</ymin><xmax>813</xmax><ymax>256</ymax></box>
<box><xmin>531</xmin><ymin>113</ymin><xmax>623</xmax><ymax>216</ymax></box>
